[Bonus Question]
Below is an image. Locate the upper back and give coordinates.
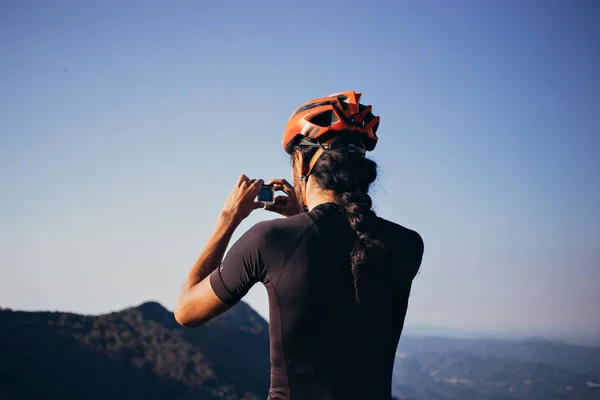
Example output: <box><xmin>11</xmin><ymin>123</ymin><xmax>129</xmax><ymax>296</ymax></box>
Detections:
<box><xmin>261</xmin><ymin>202</ymin><xmax>423</xmax><ymax>295</ymax></box>
<box><xmin>260</xmin><ymin>202</ymin><xmax>423</xmax><ymax>368</ymax></box>
<box><xmin>210</xmin><ymin>201</ymin><xmax>424</xmax><ymax>399</ymax></box>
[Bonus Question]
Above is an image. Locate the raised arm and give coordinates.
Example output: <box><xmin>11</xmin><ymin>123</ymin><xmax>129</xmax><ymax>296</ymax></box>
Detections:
<box><xmin>174</xmin><ymin>175</ymin><xmax>263</xmax><ymax>327</ymax></box>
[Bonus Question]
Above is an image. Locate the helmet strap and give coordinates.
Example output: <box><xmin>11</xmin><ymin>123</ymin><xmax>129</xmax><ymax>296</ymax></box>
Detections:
<box><xmin>298</xmin><ymin>137</ymin><xmax>339</xmax><ymax>210</ymax></box>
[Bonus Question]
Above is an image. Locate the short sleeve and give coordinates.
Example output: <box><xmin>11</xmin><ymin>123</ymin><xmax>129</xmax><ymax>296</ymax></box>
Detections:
<box><xmin>209</xmin><ymin>223</ymin><xmax>268</xmax><ymax>305</ymax></box>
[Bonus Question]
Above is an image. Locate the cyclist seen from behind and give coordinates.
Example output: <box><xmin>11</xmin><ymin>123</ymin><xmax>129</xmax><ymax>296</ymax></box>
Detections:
<box><xmin>175</xmin><ymin>91</ymin><xmax>424</xmax><ymax>400</ymax></box>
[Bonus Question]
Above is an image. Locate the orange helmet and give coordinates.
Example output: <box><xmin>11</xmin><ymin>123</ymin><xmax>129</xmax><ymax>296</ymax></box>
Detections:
<box><xmin>282</xmin><ymin>90</ymin><xmax>380</xmax><ymax>154</ymax></box>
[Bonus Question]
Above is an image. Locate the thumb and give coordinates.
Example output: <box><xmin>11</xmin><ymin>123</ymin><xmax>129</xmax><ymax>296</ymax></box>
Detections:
<box><xmin>263</xmin><ymin>201</ymin><xmax>276</xmax><ymax>211</ymax></box>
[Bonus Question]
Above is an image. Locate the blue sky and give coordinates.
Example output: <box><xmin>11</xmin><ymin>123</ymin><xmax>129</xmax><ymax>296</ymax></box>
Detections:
<box><xmin>1</xmin><ymin>0</ymin><xmax>598</xmax><ymax>344</ymax></box>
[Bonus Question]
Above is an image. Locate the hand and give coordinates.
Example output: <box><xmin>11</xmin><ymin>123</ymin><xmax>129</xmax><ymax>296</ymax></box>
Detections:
<box><xmin>221</xmin><ymin>174</ymin><xmax>264</xmax><ymax>223</ymax></box>
<box><xmin>264</xmin><ymin>178</ymin><xmax>302</xmax><ymax>217</ymax></box>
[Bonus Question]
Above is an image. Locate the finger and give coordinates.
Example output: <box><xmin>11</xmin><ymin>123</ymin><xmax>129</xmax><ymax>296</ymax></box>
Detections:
<box><xmin>249</xmin><ymin>179</ymin><xmax>264</xmax><ymax>193</ymax></box>
<box><xmin>280</xmin><ymin>179</ymin><xmax>294</xmax><ymax>195</ymax></box>
<box><xmin>237</xmin><ymin>174</ymin><xmax>249</xmax><ymax>186</ymax></box>
<box><xmin>247</xmin><ymin>179</ymin><xmax>264</xmax><ymax>198</ymax></box>
<box><xmin>269</xmin><ymin>179</ymin><xmax>294</xmax><ymax>195</ymax></box>
<box><xmin>267</xmin><ymin>178</ymin><xmax>288</xmax><ymax>186</ymax></box>
<box><xmin>274</xmin><ymin>195</ymin><xmax>289</xmax><ymax>204</ymax></box>
<box><xmin>263</xmin><ymin>196</ymin><xmax>284</xmax><ymax>208</ymax></box>
<box><xmin>263</xmin><ymin>202</ymin><xmax>279</xmax><ymax>212</ymax></box>
<box><xmin>252</xmin><ymin>201</ymin><xmax>264</xmax><ymax>210</ymax></box>
<box><xmin>264</xmin><ymin>197</ymin><xmax>289</xmax><ymax>213</ymax></box>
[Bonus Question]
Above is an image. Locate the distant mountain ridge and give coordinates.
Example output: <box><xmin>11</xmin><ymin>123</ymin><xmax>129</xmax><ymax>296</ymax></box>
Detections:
<box><xmin>402</xmin><ymin>324</ymin><xmax>600</xmax><ymax>347</ymax></box>
<box><xmin>1</xmin><ymin>302</ymin><xmax>599</xmax><ymax>400</ymax></box>
<box><xmin>394</xmin><ymin>336</ymin><xmax>600</xmax><ymax>399</ymax></box>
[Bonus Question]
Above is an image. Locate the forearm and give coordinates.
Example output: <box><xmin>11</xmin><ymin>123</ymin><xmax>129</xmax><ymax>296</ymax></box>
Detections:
<box><xmin>180</xmin><ymin>211</ymin><xmax>240</xmax><ymax>291</ymax></box>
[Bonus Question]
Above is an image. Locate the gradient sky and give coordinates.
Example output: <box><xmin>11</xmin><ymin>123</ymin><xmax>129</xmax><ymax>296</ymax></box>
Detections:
<box><xmin>1</xmin><ymin>0</ymin><xmax>599</xmax><ymax>344</ymax></box>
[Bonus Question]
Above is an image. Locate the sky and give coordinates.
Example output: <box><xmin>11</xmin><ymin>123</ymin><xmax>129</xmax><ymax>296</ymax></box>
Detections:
<box><xmin>1</xmin><ymin>0</ymin><xmax>599</xmax><ymax>345</ymax></box>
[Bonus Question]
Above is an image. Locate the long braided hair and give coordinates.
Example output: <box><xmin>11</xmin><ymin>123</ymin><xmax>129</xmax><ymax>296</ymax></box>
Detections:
<box><xmin>292</xmin><ymin>135</ymin><xmax>385</xmax><ymax>302</ymax></box>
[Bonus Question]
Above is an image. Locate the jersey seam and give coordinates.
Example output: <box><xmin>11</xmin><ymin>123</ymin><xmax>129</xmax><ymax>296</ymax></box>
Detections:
<box><xmin>272</xmin><ymin>215</ymin><xmax>317</xmax><ymax>287</ymax></box>
<box><xmin>273</xmin><ymin>286</ymin><xmax>292</xmax><ymax>398</ymax></box>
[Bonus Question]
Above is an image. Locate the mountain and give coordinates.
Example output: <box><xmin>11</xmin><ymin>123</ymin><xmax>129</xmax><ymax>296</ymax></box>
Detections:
<box><xmin>402</xmin><ymin>324</ymin><xmax>600</xmax><ymax>348</ymax></box>
<box><xmin>1</xmin><ymin>302</ymin><xmax>599</xmax><ymax>400</ymax></box>
<box><xmin>0</xmin><ymin>301</ymin><xmax>270</xmax><ymax>400</ymax></box>
<box><xmin>393</xmin><ymin>335</ymin><xmax>600</xmax><ymax>400</ymax></box>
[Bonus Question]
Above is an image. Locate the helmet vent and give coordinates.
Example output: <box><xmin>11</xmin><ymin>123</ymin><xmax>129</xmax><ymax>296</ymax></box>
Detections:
<box><xmin>338</xmin><ymin>95</ymin><xmax>349</xmax><ymax>110</ymax></box>
<box><xmin>293</xmin><ymin>100</ymin><xmax>336</xmax><ymax>116</ymax></box>
<box><xmin>309</xmin><ymin>110</ymin><xmax>340</xmax><ymax>127</ymax></box>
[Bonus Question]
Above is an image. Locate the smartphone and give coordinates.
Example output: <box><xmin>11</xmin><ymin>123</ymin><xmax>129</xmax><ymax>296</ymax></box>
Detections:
<box><xmin>257</xmin><ymin>184</ymin><xmax>274</xmax><ymax>204</ymax></box>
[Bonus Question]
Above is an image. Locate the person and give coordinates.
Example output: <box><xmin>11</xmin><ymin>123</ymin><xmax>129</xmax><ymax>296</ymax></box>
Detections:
<box><xmin>174</xmin><ymin>91</ymin><xmax>424</xmax><ymax>400</ymax></box>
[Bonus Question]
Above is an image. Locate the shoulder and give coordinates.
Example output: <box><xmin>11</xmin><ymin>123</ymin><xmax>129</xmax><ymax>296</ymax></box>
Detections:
<box><xmin>242</xmin><ymin>213</ymin><xmax>316</xmax><ymax>247</ymax></box>
<box><xmin>375</xmin><ymin>217</ymin><xmax>424</xmax><ymax>277</ymax></box>
<box><xmin>375</xmin><ymin>217</ymin><xmax>424</xmax><ymax>255</ymax></box>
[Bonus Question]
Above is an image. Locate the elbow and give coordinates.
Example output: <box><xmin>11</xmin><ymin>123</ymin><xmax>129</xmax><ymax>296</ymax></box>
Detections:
<box><xmin>174</xmin><ymin>309</ymin><xmax>187</xmax><ymax>327</ymax></box>
<box><xmin>174</xmin><ymin>308</ymin><xmax>192</xmax><ymax>327</ymax></box>
<box><xmin>174</xmin><ymin>306</ymin><xmax>204</xmax><ymax>328</ymax></box>
<box><xmin>174</xmin><ymin>293</ymin><xmax>194</xmax><ymax>327</ymax></box>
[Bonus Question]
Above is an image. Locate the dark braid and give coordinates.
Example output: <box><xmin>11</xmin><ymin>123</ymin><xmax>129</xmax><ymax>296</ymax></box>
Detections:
<box><xmin>293</xmin><ymin>136</ymin><xmax>385</xmax><ymax>302</ymax></box>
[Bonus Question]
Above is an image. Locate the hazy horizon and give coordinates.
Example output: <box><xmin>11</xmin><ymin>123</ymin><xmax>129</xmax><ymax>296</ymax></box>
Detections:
<box><xmin>2</xmin><ymin>298</ymin><xmax>599</xmax><ymax>348</ymax></box>
<box><xmin>1</xmin><ymin>1</ymin><xmax>599</xmax><ymax>345</ymax></box>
